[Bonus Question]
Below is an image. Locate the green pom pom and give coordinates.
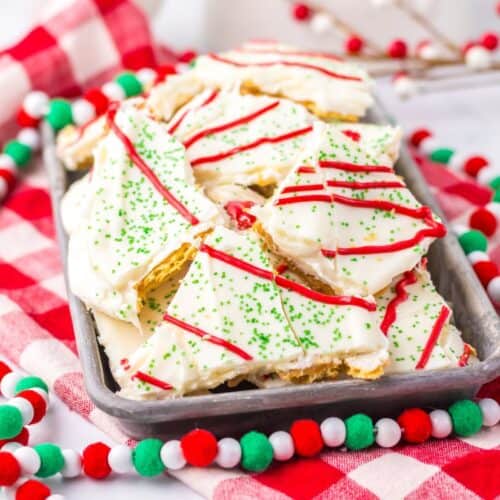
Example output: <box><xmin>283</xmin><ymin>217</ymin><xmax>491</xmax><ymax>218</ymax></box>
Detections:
<box><xmin>345</xmin><ymin>413</ymin><xmax>375</xmax><ymax>451</ymax></box>
<box><xmin>493</xmin><ymin>189</ymin><xmax>500</xmax><ymax>203</ymax></box>
<box><xmin>489</xmin><ymin>176</ymin><xmax>500</xmax><ymax>191</ymax></box>
<box><xmin>4</xmin><ymin>140</ymin><xmax>32</xmax><ymax>168</ymax></box>
<box><xmin>448</xmin><ymin>400</ymin><xmax>483</xmax><ymax>437</ymax></box>
<box><xmin>34</xmin><ymin>443</ymin><xmax>65</xmax><ymax>477</ymax></box>
<box><xmin>115</xmin><ymin>72</ymin><xmax>143</xmax><ymax>98</ymax></box>
<box><xmin>46</xmin><ymin>99</ymin><xmax>73</xmax><ymax>131</ymax></box>
<box><xmin>15</xmin><ymin>375</ymin><xmax>48</xmax><ymax>395</ymax></box>
<box><xmin>0</xmin><ymin>405</ymin><xmax>23</xmax><ymax>439</ymax></box>
<box><xmin>430</xmin><ymin>148</ymin><xmax>454</xmax><ymax>164</ymax></box>
<box><xmin>240</xmin><ymin>431</ymin><xmax>273</xmax><ymax>472</ymax></box>
<box><xmin>458</xmin><ymin>230</ymin><xmax>488</xmax><ymax>255</ymax></box>
<box><xmin>132</xmin><ymin>439</ymin><xmax>164</xmax><ymax>477</ymax></box>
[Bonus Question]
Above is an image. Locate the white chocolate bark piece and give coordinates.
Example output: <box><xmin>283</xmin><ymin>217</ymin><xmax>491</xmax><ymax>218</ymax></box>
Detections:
<box><xmin>277</xmin><ymin>268</ymin><xmax>388</xmax><ymax>380</ymax></box>
<box><xmin>192</xmin><ymin>41</ymin><xmax>373</xmax><ymax>119</ymax></box>
<box><xmin>376</xmin><ymin>265</ymin><xmax>476</xmax><ymax>373</ymax></box>
<box><xmin>254</xmin><ymin>123</ymin><xmax>445</xmax><ymax>296</ymax></box>
<box><xmin>60</xmin><ymin>174</ymin><xmax>91</xmax><ymax>235</ymax></box>
<box><xmin>330</xmin><ymin>123</ymin><xmax>402</xmax><ymax>163</ymax></box>
<box><xmin>67</xmin><ymin>103</ymin><xmax>223</xmax><ymax>325</ymax></box>
<box><xmin>167</xmin><ymin>88</ymin><xmax>314</xmax><ymax>188</ymax></box>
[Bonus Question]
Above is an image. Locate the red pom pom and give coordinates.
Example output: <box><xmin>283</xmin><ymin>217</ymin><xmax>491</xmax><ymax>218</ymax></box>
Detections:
<box><xmin>469</xmin><ymin>207</ymin><xmax>497</xmax><ymax>237</ymax></box>
<box><xmin>180</xmin><ymin>429</ymin><xmax>218</xmax><ymax>467</ymax></box>
<box><xmin>387</xmin><ymin>39</ymin><xmax>408</xmax><ymax>59</ymax></box>
<box><xmin>155</xmin><ymin>64</ymin><xmax>177</xmax><ymax>84</ymax></box>
<box><xmin>178</xmin><ymin>50</ymin><xmax>197</xmax><ymax>64</ymax></box>
<box><xmin>481</xmin><ymin>32</ymin><xmax>499</xmax><ymax>51</ymax></box>
<box><xmin>409</xmin><ymin>128</ymin><xmax>432</xmax><ymax>148</ymax></box>
<box><xmin>82</xmin><ymin>442</ymin><xmax>111</xmax><ymax>479</ymax></box>
<box><xmin>342</xmin><ymin>129</ymin><xmax>361</xmax><ymax>142</ymax></box>
<box><xmin>290</xmin><ymin>419</ymin><xmax>323</xmax><ymax>457</ymax></box>
<box><xmin>345</xmin><ymin>35</ymin><xmax>364</xmax><ymax>54</ymax></box>
<box><xmin>15</xmin><ymin>479</ymin><xmax>51</xmax><ymax>500</ymax></box>
<box><xmin>292</xmin><ymin>3</ymin><xmax>311</xmax><ymax>21</ymax></box>
<box><xmin>473</xmin><ymin>261</ymin><xmax>498</xmax><ymax>287</ymax></box>
<box><xmin>0</xmin><ymin>168</ymin><xmax>17</xmax><ymax>191</ymax></box>
<box><xmin>0</xmin><ymin>427</ymin><xmax>30</xmax><ymax>449</ymax></box>
<box><xmin>16</xmin><ymin>108</ymin><xmax>40</xmax><ymax>128</ymax></box>
<box><xmin>397</xmin><ymin>408</ymin><xmax>432</xmax><ymax>443</ymax></box>
<box><xmin>464</xmin><ymin>155</ymin><xmax>489</xmax><ymax>177</ymax></box>
<box><xmin>0</xmin><ymin>361</ymin><xmax>12</xmax><ymax>384</ymax></box>
<box><xmin>83</xmin><ymin>88</ymin><xmax>110</xmax><ymax>115</ymax></box>
<box><xmin>0</xmin><ymin>452</ymin><xmax>21</xmax><ymax>486</ymax></box>
<box><xmin>17</xmin><ymin>390</ymin><xmax>47</xmax><ymax>424</ymax></box>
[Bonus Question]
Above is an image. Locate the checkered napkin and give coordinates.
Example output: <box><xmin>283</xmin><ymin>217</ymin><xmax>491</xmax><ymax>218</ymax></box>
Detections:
<box><xmin>0</xmin><ymin>2</ymin><xmax>499</xmax><ymax>497</ymax></box>
<box><xmin>0</xmin><ymin>0</ymin><xmax>159</xmax><ymax>144</ymax></box>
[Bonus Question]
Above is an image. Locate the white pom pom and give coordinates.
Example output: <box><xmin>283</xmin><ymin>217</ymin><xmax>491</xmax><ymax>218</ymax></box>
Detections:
<box><xmin>0</xmin><ymin>177</ymin><xmax>8</xmax><ymax>200</ymax></box>
<box><xmin>420</xmin><ymin>136</ymin><xmax>440</xmax><ymax>156</ymax></box>
<box><xmin>468</xmin><ymin>250</ymin><xmax>490</xmax><ymax>264</ymax></box>
<box><xmin>8</xmin><ymin>397</ymin><xmax>34</xmax><ymax>425</ymax></box>
<box><xmin>310</xmin><ymin>13</ymin><xmax>332</xmax><ymax>34</ymax></box>
<box><xmin>487</xmin><ymin>275</ymin><xmax>500</xmax><ymax>303</ymax></box>
<box><xmin>61</xmin><ymin>449</ymin><xmax>81</xmax><ymax>478</ymax></box>
<box><xmin>0</xmin><ymin>372</ymin><xmax>23</xmax><ymax>399</ymax></box>
<box><xmin>420</xmin><ymin>44</ymin><xmax>440</xmax><ymax>60</ymax></box>
<box><xmin>478</xmin><ymin>398</ymin><xmax>500</xmax><ymax>427</ymax></box>
<box><xmin>23</xmin><ymin>91</ymin><xmax>49</xmax><ymax>118</ymax></box>
<box><xmin>486</xmin><ymin>202</ymin><xmax>500</xmax><ymax>219</ymax></box>
<box><xmin>47</xmin><ymin>495</ymin><xmax>65</xmax><ymax>500</ymax></box>
<box><xmin>102</xmin><ymin>82</ymin><xmax>126</xmax><ymax>102</ymax></box>
<box><xmin>320</xmin><ymin>417</ymin><xmax>346</xmax><ymax>447</ymax></box>
<box><xmin>108</xmin><ymin>444</ymin><xmax>134</xmax><ymax>474</ymax></box>
<box><xmin>451</xmin><ymin>224</ymin><xmax>469</xmax><ymax>237</ymax></box>
<box><xmin>1</xmin><ymin>442</ymin><xmax>22</xmax><ymax>453</ymax></box>
<box><xmin>477</xmin><ymin>166</ymin><xmax>500</xmax><ymax>186</ymax></box>
<box><xmin>269</xmin><ymin>431</ymin><xmax>294</xmax><ymax>461</ymax></box>
<box><xmin>465</xmin><ymin>46</ymin><xmax>492</xmax><ymax>70</ymax></box>
<box><xmin>14</xmin><ymin>446</ymin><xmax>41</xmax><ymax>475</ymax></box>
<box><xmin>448</xmin><ymin>151</ymin><xmax>467</xmax><ymax>172</ymax></box>
<box><xmin>375</xmin><ymin>418</ymin><xmax>401</xmax><ymax>447</ymax></box>
<box><xmin>0</xmin><ymin>153</ymin><xmax>16</xmax><ymax>171</ymax></box>
<box><xmin>215</xmin><ymin>437</ymin><xmax>241</xmax><ymax>468</ymax></box>
<box><xmin>429</xmin><ymin>409</ymin><xmax>452</xmax><ymax>438</ymax></box>
<box><xmin>394</xmin><ymin>76</ymin><xmax>418</xmax><ymax>99</ymax></box>
<box><xmin>17</xmin><ymin>128</ymin><xmax>41</xmax><ymax>151</ymax></box>
<box><xmin>136</xmin><ymin>68</ymin><xmax>157</xmax><ymax>87</ymax></box>
<box><xmin>160</xmin><ymin>440</ymin><xmax>186</xmax><ymax>470</ymax></box>
<box><xmin>71</xmin><ymin>99</ymin><xmax>96</xmax><ymax>126</ymax></box>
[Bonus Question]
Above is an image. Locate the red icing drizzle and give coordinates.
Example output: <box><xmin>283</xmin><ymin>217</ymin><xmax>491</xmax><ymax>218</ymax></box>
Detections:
<box><xmin>133</xmin><ymin>371</ymin><xmax>173</xmax><ymax>390</ymax></box>
<box><xmin>380</xmin><ymin>270</ymin><xmax>418</xmax><ymax>335</ymax></box>
<box><xmin>281</xmin><ymin>183</ymin><xmax>324</xmax><ymax>194</ymax></box>
<box><xmin>208</xmin><ymin>53</ymin><xmax>361</xmax><ymax>81</ymax></box>
<box><xmin>200</xmin><ymin>243</ymin><xmax>376</xmax><ymax>311</ymax></box>
<box><xmin>327</xmin><ymin>180</ymin><xmax>405</xmax><ymax>189</ymax></box>
<box><xmin>275</xmin><ymin>193</ymin><xmax>332</xmax><ymax>206</ymax></box>
<box><xmin>190</xmin><ymin>126</ymin><xmax>313</xmax><ymax>167</ymax></box>
<box><xmin>415</xmin><ymin>305</ymin><xmax>451</xmax><ymax>369</ymax></box>
<box><xmin>224</xmin><ymin>200</ymin><xmax>257</xmax><ymax>230</ymax></box>
<box><xmin>163</xmin><ymin>313</ymin><xmax>253</xmax><ymax>361</ymax></box>
<box><xmin>168</xmin><ymin>89</ymin><xmax>219</xmax><ymax>134</ymax></box>
<box><xmin>319</xmin><ymin>160</ymin><xmax>394</xmax><ymax>173</ymax></box>
<box><xmin>342</xmin><ymin>130</ymin><xmax>361</xmax><ymax>142</ymax></box>
<box><xmin>458</xmin><ymin>343</ymin><xmax>473</xmax><ymax>367</ymax></box>
<box><xmin>183</xmin><ymin>100</ymin><xmax>280</xmax><ymax>148</ymax></box>
<box><xmin>237</xmin><ymin>47</ymin><xmax>343</xmax><ymax>62</ymax></box>
<box><xmin>72</xmin><ymin>114</ymin><xmax>101</xmax><ymax>144</ymax></box>
<box><xmin>106</xmin><ymin>105</ymin><xmax>199</xmax><ymax>225</ymax></box>
<box><xmin>297</xmin><ymin>166</ymin><xmax>316</xmax><ymax>174</ymax></box>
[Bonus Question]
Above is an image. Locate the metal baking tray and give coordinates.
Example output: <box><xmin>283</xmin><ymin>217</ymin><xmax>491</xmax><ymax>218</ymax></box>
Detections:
<box><xmin>43</xmin><ymin>100</ymin><xmax>500</xmax><ymax>440</ymax></box>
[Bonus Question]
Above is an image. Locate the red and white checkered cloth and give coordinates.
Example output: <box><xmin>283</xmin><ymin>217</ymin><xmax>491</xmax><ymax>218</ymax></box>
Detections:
<box><xmin>0</xmin><ymin>1</ymin><xmax>499</xmax><ymax>498</ymax></box>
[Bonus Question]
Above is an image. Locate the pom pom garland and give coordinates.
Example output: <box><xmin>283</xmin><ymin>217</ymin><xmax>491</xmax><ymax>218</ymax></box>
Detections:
<box><xmin>344</xmin><ymin>414</ymin><xmax>375</xmax><ymax>450</ymax></box>
<box><xmin>320</xmin><ymin>417</ymin><xmax>346</xmax><ymax>447</ymax></box>
<box><xmin>60</xmin><ymin>449</ymin><xmax>81</xmax><ymax>478</ymax></box>
<box><xmin>469</xmin><ymin>207</ymin><xmax>497</xmax><ymax>236</ymax></box>
<box><xmin>473</xmin><ymin>261</ymin><xmax>498</xmax><ymax>287</ymax></box>
<box><xmin>34</xmin><ymin>443</ymin><xmax>65</xmax><ymax>478</ymax></box>
<box><xmin>429</xmin><ymin>409</ymin><xmax>453</xmax><ymax>439</ymax></box>
<box><xmin>448</xmin><ymin>400</ymin><xmax>483</xmax><ymax>437</ymax></box>
<box><xmin>15</xmin><ymin>479</ymin><xmax>52</xmax><ymax>500</ymax></box>
<box><xmin>387</xmin><ymin>39</ymin><xmax>408</xmax><ymax>59</ymax></box>
<box><xmin>0</xmin><ymin>406</ymin><xmax>23</xmax><ymax>440</ymax></box>
<box><xmin>14</xmin><ymin>446</ymin><xmax>41</xmax><ymax>475</ymax></box>
<box><xmin>181</xmin><ymin>429</ymin><xmax>218</xmax><ymax>467</ymax></box>
<box><xmin>345</xmin><ymin>35</ymin><xmax>364</xmax><ymax>54</ymax></box>
<box><xmin>292</xmin><ymin>3</ymin><xmax>311</xmax><ymax>21</ymax></box>
<box><xmin>240</xmin><ymin>431</ymin><xmax>274</xmax><ymax>472</ymax></box>
<box><xmin>478</xmin><ymin>398</ymin><xmax>500</xmax><ymax>427</ymax></box>
<box><xmin>160</xmin><ymin>440</ymin><xmax>186</xmax><ymax>470</ymax></box>
<box><xmin>374</xmin><ymin>418</ymin><xmax>402</xmax><ymax>448</ymax></box>
<box><xmin>14</xmin><ymin>375</ymin><xmax>48</xmax><ymax>396</ymax></box>
<box><xmin>0</xmin><ymin>451</ymin><xmax>21</xmax><ymax>486</ymax></box>
<box><xmin>289</xmin><ymin>419</ymin><xmax>323</xmax><ymax>457</ymax></box>
<box><xmin>269</xmin><ymin>431</ymin><xmax>294</xmax><ymax>461</ymax></box>
<box><xmin>108</xmin><ymin>445</ymin><xmax>133</xmax><ymax>474</ymax></box>
<box><xmin>480</xmin><ymin>32</ymin><xmax>499</xmax><ymax>51</ymax></box>
<box><xmin>215</xmin><ymin>438</ymin><xmax>242</xmax><ymax>468</ymax></box>
<box><xmin>132</xmin><ymin>439</ymin><xmax>164</xmax><ymax>477</ymax></box>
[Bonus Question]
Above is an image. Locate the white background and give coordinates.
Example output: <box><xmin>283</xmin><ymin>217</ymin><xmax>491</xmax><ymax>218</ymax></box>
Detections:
<box><xmin>0</xmin><ymin>1</ymin><xmax>499</xmax><ymax>498</ymax></box>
